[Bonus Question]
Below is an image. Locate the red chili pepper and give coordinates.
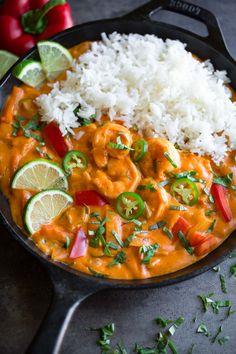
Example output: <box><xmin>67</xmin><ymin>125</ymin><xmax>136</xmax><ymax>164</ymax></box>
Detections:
<box><xmin>69</xmin><ymin>227</ymin><xmax>87</xmax><ymax>259</ymax></box>
<box><xmin>172</xmin><ymin>216</ymin><xmax>191</xmax><ymax>241</ymax></box>
<box><xmin>211</xmin><ymin>183</ymin><xmax>232</xmax><ymax>222</ymax></box>
<box><xmin>0</xmin><ymin>0</ymin><xmax>73</xmax><ymax>56</ymax></box>
<box><xmin>43</xmin><ymin>121</ymin><xmax>68</xmax><ymax>157</ymax></box>
<box><xmin>75</xmin><ymin>190</ymin><xmax>108</xmax><ymax>206</ymax></box>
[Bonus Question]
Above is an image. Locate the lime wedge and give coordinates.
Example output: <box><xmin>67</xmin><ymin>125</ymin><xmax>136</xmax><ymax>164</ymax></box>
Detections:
<box><xmin>37</xmin><ymin>41</ymin><xmax>73</xmax><ymax>79</ymax></box>
<box><xmin>0</xmin><ymin>50</ymin><xmax>19</xmax><ymax>80</ymax></box>
<box><xmin>11</xmin><ymin>159</ymin><xmax>68</xmax><ymax>191</ymax></box>
<box><xmin>12</xmin><ymin>59</ymin><xmax>46</xmax><ymax>88</ymax></box>
<box><xmin>24</xmin><ymin>189</ymin><xmax>73</xmax><ymax>234</ymax></box>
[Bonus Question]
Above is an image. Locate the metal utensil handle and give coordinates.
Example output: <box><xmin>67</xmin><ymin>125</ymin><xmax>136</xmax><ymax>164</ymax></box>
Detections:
<box><xmin>26</xmin><ymin>266</ymin><xmax>103</xmax><ymax>354</ymax></box>
<box><xmin>124</xmin><ymin>0</ymin><xmax>231</xmax><ymax>60</ymax></box>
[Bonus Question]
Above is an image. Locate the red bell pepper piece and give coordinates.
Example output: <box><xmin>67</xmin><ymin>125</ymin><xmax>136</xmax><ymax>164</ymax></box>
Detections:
<box><xmin>211</xmin><ymin>183</ymin><xmax>232</xmax><ymax>222</ymax></box>
<box><xmin>0</xmin><ymin>0</ymin><xmax>73</xmax><ymax>56</ymax></box>
<box><xmin>194</xmin><ymin>236</ymin><xmax>218</xmax><ymax>256</ymax></box>
<box><xmin>75</xmin><ymin>190</ymin><xmax>108</xmax><ymax>206</ymax></box>
<box><xmin>43</xmin><ymin>121</ymin><xmax>68</xmax><ymax>157</ymax></box>
<box><xmin>69</xmin><ymin>227</ymin><xmax>87</xmax><ymax>259</ymax></box>
<box><xmin>172</xmin><ymin>216</ymin><xmax>191</xmax><ymax>241</ymax></box>
<box><xmin>188</xmin><ymin>231</ymin><xmax>209</xmax><ymax>247</ymax></box>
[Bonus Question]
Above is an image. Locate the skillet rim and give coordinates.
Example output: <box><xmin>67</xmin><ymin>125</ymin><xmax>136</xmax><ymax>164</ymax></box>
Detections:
<box><xmin>0</xmin><ymin>16</ymin><xmax>236</xmax><ymax>288</ymax></box>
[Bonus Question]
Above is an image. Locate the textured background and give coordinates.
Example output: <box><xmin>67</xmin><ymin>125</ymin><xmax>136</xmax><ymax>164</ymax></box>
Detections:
<box><xmin>0</xmin><ymin>0</ymin><xmax>236</xmax><ymax>353</ymax></box>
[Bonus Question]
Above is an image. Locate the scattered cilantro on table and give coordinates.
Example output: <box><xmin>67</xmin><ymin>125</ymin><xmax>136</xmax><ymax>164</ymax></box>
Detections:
<box><xmin>90</xmin><ymin>254</ymin><xmax>236</xmax><ymax>353</ymax></box>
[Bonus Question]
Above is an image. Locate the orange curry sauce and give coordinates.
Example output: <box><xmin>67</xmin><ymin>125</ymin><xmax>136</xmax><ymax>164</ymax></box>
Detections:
<box><xmin>1</xmin><ymin>42</ymin><xmax>236</xmax><ymax>280</ymax></box>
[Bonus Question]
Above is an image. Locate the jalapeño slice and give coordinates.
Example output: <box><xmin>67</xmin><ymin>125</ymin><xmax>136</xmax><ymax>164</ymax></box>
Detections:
<box><xmin>63</xmin><ymin>150</ymin><xmax>88</xmax><ymax>174</ymax></box>
<box><xmin>115</xmin><ymin>192</ymin><xmax>145</xmax><ymax>220</ymax></box>
<box><xmin>131</xmin><ymin>139</ymin><xmax>148</xmax><ymax>162</ymax></box>
<box><xmin>171</xmin><ymin>177</ymin><xmax>199</xmax><ymax>206</ymax></box>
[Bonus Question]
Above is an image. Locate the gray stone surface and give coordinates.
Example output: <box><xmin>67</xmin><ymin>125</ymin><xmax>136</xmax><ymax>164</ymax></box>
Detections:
<box><xmin>0</xmin><ymin>0</ymin><xmax>236</xmax><ymax>353</ymax></box>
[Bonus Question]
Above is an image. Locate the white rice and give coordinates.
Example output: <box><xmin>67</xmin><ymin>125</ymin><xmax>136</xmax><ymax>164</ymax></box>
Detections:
<box><xmin>36</xmin><ymin>32</ymin><xmax>236</xmax><ymax>163</ymax></box>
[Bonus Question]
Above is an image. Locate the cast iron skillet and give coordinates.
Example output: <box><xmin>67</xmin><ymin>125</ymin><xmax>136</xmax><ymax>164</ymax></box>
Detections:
<box><xmin>1</xmin><ymin>0</ymin><xmax>236</xmax><ymax>353</ymax></box>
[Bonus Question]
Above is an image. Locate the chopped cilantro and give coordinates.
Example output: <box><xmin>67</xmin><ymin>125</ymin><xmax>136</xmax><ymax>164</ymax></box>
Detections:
<box><xmin>108</xmin><ymin>251</ymin><xmax>127</xmax><ymax>268</ymax></box>
<box><xmin>108</xmin><ymin>136</ymin><xmax>133</xmax><ymax>151</ymax></box>
<box><xmin>148</xmin><ymin>220</ymin><xmax>166</xmax><ymax>231</ymax></box>
<box><xmin>112</xmin><ymin>229</ymin><xmax>124</xmax><ymax>248</ymax></box>
<box><xmin>206</xmin><ymin>219</ymin><xmax>216</xmax><ymax>233</ymax></box>
<box><xmin>139</xmin><ymin>244</ymin><xmax>160</xmax><ymax>264</ymax></box>
<box><xmin>198</xmin><ymin>293</ymin><xmax>231</xmax><ymax>314</ymax></box>
<box><xmin>73</xmin><ymin>104</ymin><xmax>95</xmax><ymax>126</ymax></box>
<box><xmin>134</xmin><ymin>344</ymin><xmax>157</xmax><ymax>353</ymax></box>
<box><xmin>63</xmin><ymin>236</ymin><xmax>70</xmax><ymax>249</ymax></box>
<box><xmin>168</xmin><ymin>317</ymin><xmax>184</xmax><ymax>336</ymax></box>
<box><xmin>213</xmin><ymin>172</ymin><xmax>233</xmax><ymax>188</ymax></box>
<box><xmin>219</xmin><ymin>274</ymin><xmax>227</xmax><ymax>293</ymax></box>
<box><xmin>196</xmin><ymin>323</ymin><xmax>210</xmax><ymax>337</ymax></box>
<box><xmin>212</xmin><ymin>325</ymin><xmax>222</xmax><ymax>343</ymax></box>
<box><xmin>218</xmin><ymin>336</ymin><xmax>230</xmax><ymax>345</ymax></box>
<box><xmin>203</xmin><ymin>187</ymin><xmax>215</xmax><ymax>203</ymax></box>
<box><xmin>124</xmin><ymin>234</ymin><xmax>136</xmax><ymax>247</ymax></box>
<box><xmin>230</xmin><ymin>263</ymin><xmax>236</xmax><ymax>276</ymax></box>
<box><xmin>156</xmin><ymin>317</ymin><xmax>173</xmax><ymax>328</ymax></box>
<box><xmin>12</xmin><ymin>114</ymin><xmax>44</xmax><ymax>142</ymax></box>
<box><xmin>164</xmin><ymin>152</ymin><xmax>178</xmax><ymax>168</ymax></box>
<box><xmin>223</xmin><ymin>306</ymin><xmax>235</xmax><ymax>320</ymax></box>
<box><xmin>212</xmin><ymin>266</ymin><xmax>221</xmax><ymax>272</ymax></box>
<box><xmin>178</xmin><ymin>231</ymin><xmax>194</xmax><ymax>255</ymax></box>
<box><xmin>170</xmin><ymin>171</ymin><xmax>196</xmax><ymax>179</ymax></box>
<box><xmin>169</xmin><ymin>205</ymin><xmax>187</xmax><ymax>211</ymax></box>
<box><xmin>168</xmin><ymin>340</ymin><xmax>179</xmax><ymax>354</ymax></box>
<box><xmin>163</xmin><ymin>226</ymin><xmax>173</xmax><ymax>240</ymax></box>
<box><xmin>96</xmin><ymin>323</ymin><xmax>115</xmax><ymax>352</ymax></box>
<box><xmin>137</xmin><ymin>184</ymin><xmax>156</xmax><ymax>191</ymax></box>
<box><xmin>35</xmin><ymin>146</ymin><xmax>52</xmax><ymax>160</ymax></box>
<box><xmin>205</xmin><ymin>209</ymin><xmax>216</xmax><ymax>217</ymax></box>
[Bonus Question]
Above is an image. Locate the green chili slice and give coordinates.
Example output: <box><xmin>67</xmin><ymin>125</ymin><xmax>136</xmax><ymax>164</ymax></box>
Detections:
<box><xmin>171</xmin><ymin>177</ymin><xmax>199</xmax><ymax>206</ymax></box>
<box><xmin>63</xmin><ymin>150</ymin><xmax>88</xmax><ymax>174</ymax></box>
<box><xmin>131</xmin><ymin>139</ymin><xmax>148</xmax><ymax>162</ymax></box>
<box><xmin>115</xmin><ymin>192</ymin><xmax>145</xmax><ymax>220</ymax></box>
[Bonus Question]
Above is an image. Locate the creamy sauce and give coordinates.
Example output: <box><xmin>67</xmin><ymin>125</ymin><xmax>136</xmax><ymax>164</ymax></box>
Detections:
<box><xmin>0</xmin><ymin>42</ymin><xmax>236</xmax><ymax>279</ymax></box>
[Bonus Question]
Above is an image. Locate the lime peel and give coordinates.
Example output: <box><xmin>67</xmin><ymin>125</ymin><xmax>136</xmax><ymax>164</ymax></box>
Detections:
<box><xmin>0</xmin><ymin>50</ymin><xmax>19</xmax><ymax>80</ymax></box>
<box><xmin>24</xmin><ymin>189</ymin><xmax>73</xmax><ymax>234</ymax></box>
<box><xmin>11</xmin><ymin>158</ymin><xmax>68</xmax><ymax>191</ymax></box>
<box><xmin>12</xmin><ymin>59</ymin><xmax>46</xmax><ymax>88</ymax></box>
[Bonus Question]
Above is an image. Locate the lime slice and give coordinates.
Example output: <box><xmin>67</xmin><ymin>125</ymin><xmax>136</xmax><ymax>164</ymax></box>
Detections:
<box><xmin>0</xmin><ymin>50</ymin><xmax>19</xmax><ymax>80</ymax></box>
<box><xmin>12</xmin><ymin>59</ymin><xmax>46</xmax><ymax>88</ymax></box>
<box><xmin>11</xmin><ymin>159</ymin><xmax>68</xmax><ymax>191</ymax></box>
<box><xmin>37</xmin><ymin>41</ymin><xmax>73</xmax><ymax>79</ymax></box>
<box><xmin>24</xmin><ymin>189</ymin><xmax>73</xmax><ymax>234</ymax></box>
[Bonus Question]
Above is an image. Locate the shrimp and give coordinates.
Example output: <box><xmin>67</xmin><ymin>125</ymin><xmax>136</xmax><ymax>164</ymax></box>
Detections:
<box><xmin>140</xmin><ymin>137</ymin><xmax>181</xmax><ymax>179</ymax></box>
<box><xmin>71</xmin><ymin>123</ymin><xmax>97</xmax><ymax>155</ymax></box>
<box><xmin>180</xmin><ymin>152</ymin><xmax>213</xmax><ymax>191</ymax></box>
<box><xmin>138</xmin><ymin>178</ymin><xmax>170</xmax><ymax>220</ymax></box>
<box><xmin>92</xmin><ymin>122</ymin><xmax>133</xmax><ymax>168</ymax></box>
<box><xmin>92</xmin><ymin>157</ymin><xmax>141</xmax><ymax>199</ymax></box>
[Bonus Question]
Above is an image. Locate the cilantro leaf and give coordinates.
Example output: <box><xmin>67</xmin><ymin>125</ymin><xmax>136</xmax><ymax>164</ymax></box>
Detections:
<box><xmin>178</xmin><ymin>231</ymin><xmax>194</xmax><ymax>255</ymax></box>
<box><xmin>108</xmin><ymin>251</ymin><xmax>127</xmax><ymax>268</ymax></box>
<box><xmin>196</xmin><ymin>323</ymin><xmax>210</xmax><ymax>337</ymax></box>
<box><xmin>219</xmin><ymin>274</ymin><xmax>227</xmax><ymax>294</ymax></box>
<box><xmin>139</xmin><ymin>244</ymin><xmax>160</xmax><ymax>264</ymax></box>
<box><xmin>213</xmin><ymin>173</ymin><xmax>233</xmax><ymax>188</ymax></box>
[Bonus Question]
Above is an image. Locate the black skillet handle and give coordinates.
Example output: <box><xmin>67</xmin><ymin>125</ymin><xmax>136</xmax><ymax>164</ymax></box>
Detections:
<box><xmin>26</xmin><ymin>266</ymin><xmax>104</xmax><ymax>354</ymax></box>
<box><xmin>124</xmin><ymin>0</ymin><xmax>232</xmax><ymax>60</ymax></box>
